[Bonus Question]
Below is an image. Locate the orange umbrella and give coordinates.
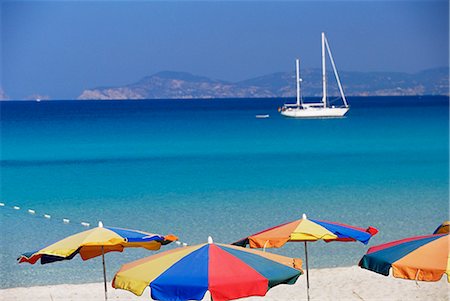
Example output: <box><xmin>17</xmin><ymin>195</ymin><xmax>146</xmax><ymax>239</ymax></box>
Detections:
<box><xmin>359</xmin><ymin>232</ymin><xmax>449</xmax><ymax>282</ymax></box>
<box><xmin>433</xmin><ymin>221</ymin><xmax>449</xmax><ymax>234</ymax></box>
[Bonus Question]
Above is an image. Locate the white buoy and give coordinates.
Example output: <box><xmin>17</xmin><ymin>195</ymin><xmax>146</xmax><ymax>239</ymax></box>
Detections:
<box><xmin>44</xmin><ymin>214</ymin><xmax>51</xmax><ymax>219</ymax></box>
<box><xmin>98</xmin><ymin>221</ymin><xmax>103</xmax><ymax>228</ymax></box>
<box><xmin>28</xmin><ymin>209</ymin><xmax>36</xmax><ymax>214</ymax></box>
<box><xmin>208</xmin><ymin>236</ymin><xmax>213</xmax><ymax>244</ymax></box>
<box><xmin>302</xmin><ymin>213</ymin><xmax>307</xmax><ymax>220</ymax></box>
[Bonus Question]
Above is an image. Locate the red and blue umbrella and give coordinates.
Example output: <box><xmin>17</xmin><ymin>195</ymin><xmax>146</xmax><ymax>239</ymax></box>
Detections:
<box><xmin>113</xmin><ymin>237</ymin><xmax>302</xmax><ymax>301</ymax></box>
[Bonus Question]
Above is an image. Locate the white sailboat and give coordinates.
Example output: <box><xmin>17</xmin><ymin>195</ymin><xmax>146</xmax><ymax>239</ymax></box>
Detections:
<box><xmin>280</xmin><ymin>32</ymin><xmax>349</xmax><ymax>118</ymax></box>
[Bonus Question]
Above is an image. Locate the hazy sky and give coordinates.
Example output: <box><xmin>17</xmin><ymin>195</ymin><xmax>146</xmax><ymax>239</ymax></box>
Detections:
<box><xmin>1</xmin><ymin>0</ymin><xmax>449</xmax><ymax>99</ymax></box>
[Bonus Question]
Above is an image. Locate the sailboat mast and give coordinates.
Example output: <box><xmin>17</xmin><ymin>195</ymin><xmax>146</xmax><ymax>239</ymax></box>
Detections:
<box><xmin>321</xmin><ymin>32</ymin><xmax>327</xmax><ymax>108</ymax></box>
<box><xmin>296</xmin><ymin>59</ymin><xmax>301</xmax><ymax>107</ymax></box>
<box><xmin>324</xmin><ymin>36</ymin><xmax>349</xmax><ymax>108</ymax></box>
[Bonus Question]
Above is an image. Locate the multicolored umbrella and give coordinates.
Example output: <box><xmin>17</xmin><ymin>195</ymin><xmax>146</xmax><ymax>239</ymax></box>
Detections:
<box><xmin>433</xmin><ymin>221</ymin><xmax>449</xmax><ymax>234</ymax></box>
<box><xmin>359</xmin><ymin>232</ymin><xmax>449</xmax><ymax>282</ymax></box>
<box><xmin>232</xmin><ymin>214</ymin><xmax>378</xmax><ymax>300</ymax></box>
<box><xmin>19</xmin><ymin>222</ymin><xmax>177</xmax><ymax>300</ymax></box>
<box><xmin>113</xmin><ymin>237</ymin><xmax>302</xmax><ymax>301</ymax></box>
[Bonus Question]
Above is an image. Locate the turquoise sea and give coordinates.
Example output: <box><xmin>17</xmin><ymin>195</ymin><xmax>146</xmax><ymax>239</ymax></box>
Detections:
<box><xmin>0</xmin><ymin>96</ymin><xmax>448</xmax><ymax>288</ymax></box>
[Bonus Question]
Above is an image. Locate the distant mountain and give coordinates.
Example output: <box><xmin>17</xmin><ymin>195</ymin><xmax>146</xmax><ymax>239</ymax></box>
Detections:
<box><xmin>0</xmin><ymin>89</ymin><xmax>51</xmax><ymax>101</ymax></box>
<box><xmin>78</xmin><ymin>71</ymin><xmax>273</xmax><ymax>100</ymax></box>
<box><xmin>78</xmin><ymin>67</ymin><xmax>449</xmax><ymax>100</ymax></box>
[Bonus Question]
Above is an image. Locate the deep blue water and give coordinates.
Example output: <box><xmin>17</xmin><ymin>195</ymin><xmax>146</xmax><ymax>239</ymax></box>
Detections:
<box><xmin>0</xmin><ymin>96</ymin><xmax>448</xmax><ymax>288</ymax></box>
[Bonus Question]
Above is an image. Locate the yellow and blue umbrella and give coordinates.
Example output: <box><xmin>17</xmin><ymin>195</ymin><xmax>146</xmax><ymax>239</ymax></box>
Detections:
<box><xmin>233</xmin><ymin>214</ymin><xmax>378</xmax><ymax>248</ymax></box>
<box><xmin>18</xmin><ymin>222</ymin><xmax>176</xmax><ymax>264</ymax></box>
<box><xmin>113</xmin><ymin>237</ymin><xmax>302</xmax><ymax>301</ymax></box>
<box><xmin>232</xmin><ymin>214</ymin><xmax>378</xmax><ymax>300</ymax></box>
<box><xmin>18</xmin><ymin>222</ymin><xmax>177</xmax><ymax>300</ymax></box>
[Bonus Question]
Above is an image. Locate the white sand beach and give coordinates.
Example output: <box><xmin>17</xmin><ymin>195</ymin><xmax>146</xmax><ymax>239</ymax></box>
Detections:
<box><xmin>1</xmin><ymin>266</ymin><xmax>448</xmax><ymax>301</ymax></box>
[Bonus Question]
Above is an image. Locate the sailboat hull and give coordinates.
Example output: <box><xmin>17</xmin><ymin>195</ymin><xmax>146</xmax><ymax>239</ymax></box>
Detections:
<box><xmin>281</xmin><ymin>106</ymin><xmax>349</xmax><ymax>118</ymax></box>
<box><xmin>281</xmin><ymin>33</ymin><xmax>350</xmax><ymax>119</ymax></box>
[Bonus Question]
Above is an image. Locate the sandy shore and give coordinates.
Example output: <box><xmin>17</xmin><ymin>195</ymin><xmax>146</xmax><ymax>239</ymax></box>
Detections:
<box><xmin>1</xmin><ymin>266</ymin><xmax>448</xmax><ymax>301</ymax></box>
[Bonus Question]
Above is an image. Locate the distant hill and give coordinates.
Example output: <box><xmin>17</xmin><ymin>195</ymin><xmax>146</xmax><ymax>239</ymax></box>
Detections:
<box><xmin>78</xmin><ymin>67</ymin><xmax>449</xmax><ymax>100</ymax></box>
<box><xmin>78</xmin><ymin>71</ymin><xmax>274</xmax><ymax>100</ymax></box>
<box><xmin>0</xmin><ymin>88</ymin><xmax>8</xmax><ymax>100</ymax></box>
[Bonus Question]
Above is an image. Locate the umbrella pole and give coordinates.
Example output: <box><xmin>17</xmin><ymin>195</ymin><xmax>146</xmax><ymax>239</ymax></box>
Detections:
<box><xmin>101</xmin><ymin>246</ymin><xmax>108</xmax><ymax>301</ymax></box>
<box><xmin>304</xmin><ymin>241</ymin><xmax>310</xmax><ymax>301</ymax></box>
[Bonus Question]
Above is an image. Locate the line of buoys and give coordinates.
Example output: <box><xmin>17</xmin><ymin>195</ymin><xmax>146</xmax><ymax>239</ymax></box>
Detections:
<box><xmin>1</xmin><ymin>201</ymin><xmax>189</xmax><ymax>246</ymax></box>
<box><xmin>0</xmin><ymin>201</ymin><xmax>93</xmax><ymax>228</ymax></box>
<box><xmin>175</xmin><ymin>241</ymin><xmax>188</xmax><ymax>247</ymax></box>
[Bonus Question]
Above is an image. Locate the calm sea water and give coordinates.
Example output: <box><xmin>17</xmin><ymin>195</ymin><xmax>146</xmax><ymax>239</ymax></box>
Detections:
<box><xmin>0</xmin><ymin>96</ymin><xmax>448</xmax><ymax>288</ymax></box>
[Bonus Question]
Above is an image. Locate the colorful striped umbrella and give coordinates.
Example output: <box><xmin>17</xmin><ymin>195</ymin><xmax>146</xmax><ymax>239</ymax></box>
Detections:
<box><xmin>232</xmin><ymin>214</ymin><xmax>378</xmax><ymax>300</ymax></box>
<box><xmin>18</xmin><ymin>222</ymin><xmax>177</xmax><ymax>300</ymax></box>
<box><xmin>433</xmin><ymin>221</ymin><xmax>450</xmax><ymax>234</ymax></box>
<box><xmin>359</xmin><ymin>233</ymin><xmax>449</xmax><ymax>282</ymax></box>
<box><xmin>113</xmin><ymin>237</ymin><xmax>302</xmax><ymax>301</ymax></box>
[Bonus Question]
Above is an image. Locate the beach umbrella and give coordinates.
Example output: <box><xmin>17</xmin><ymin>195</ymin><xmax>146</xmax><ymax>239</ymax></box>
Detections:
<box><xmin>112</xmin><ymin>236</ymin><xmax>302</xmax><ymax>301</ymax></box>
<box><xmin>18</xmin><ymin>221</ymin><xmax>177</xmax><ymax>301</ymax></box>
<box><xmin>433</xmin><ymin>221</ymin><xmax>449</xmax><ymax>234</ymax></box>
<box><xmin>232</xmin><ymin>214</ymin><xmax>378</xmax><ymax>300</ymax></box>
<box><xmin>359</xmin><ymin>232</ymin><xmax>449</xmax><ymax>282</ymax></box>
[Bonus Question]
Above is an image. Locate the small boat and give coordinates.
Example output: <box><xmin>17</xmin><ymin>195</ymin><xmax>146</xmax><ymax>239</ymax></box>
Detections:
<box><xmin>255</xmin><ymin>114</ymin><xmax>270</xmax><ymax>119</ymax></box>
<box><xmin>280</xmin><ymin>32</ymin><xmax>349</xmax><ymax>118</ymax></box>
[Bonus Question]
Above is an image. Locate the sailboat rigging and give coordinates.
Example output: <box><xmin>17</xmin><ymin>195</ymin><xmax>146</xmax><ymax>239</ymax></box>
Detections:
<box><xmin>280</xmin><ymin>32</ymin><xmax>349</xmax><ymax>118</ymax></box>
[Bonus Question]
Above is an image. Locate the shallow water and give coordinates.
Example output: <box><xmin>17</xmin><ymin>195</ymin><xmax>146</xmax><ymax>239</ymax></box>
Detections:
<box><xmin>0</xmin><ymin>96</ymin><xmax>448</xmax><ymax>288</ymax></box>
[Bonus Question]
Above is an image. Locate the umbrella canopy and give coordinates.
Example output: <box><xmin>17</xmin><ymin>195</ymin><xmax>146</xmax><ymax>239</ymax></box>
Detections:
<box><xmin>18</xmin><ymin>222</ymin><xmax>177</xmax><ymax>301</ymax></box>
<box><xmin>233</xmin><ymin>214</ymin><xmax>378</xmax><ymax>248</ymax></box>
<box><xmin>359</xmin><ymin>233</ymin><xmax>449</xmax><ymax>282</ymax></box>
<box><xmin>433</xmin><ymin>221</ymin><xmax>450</xmax><ymax>234</ymax></box>
<box><xmin>113</xmin><ymin>238</ymin><xmax>302</xmax><ymax>301</ymax></box>
<box><xmin>232</xmin><ymin>214</ymin><xmax>378</xmax><ymax>301</ymax></box>
<box><xmin>18</xmin><ymin>224</ymin><xmax>177</xmax><ymax>264</ymax></box>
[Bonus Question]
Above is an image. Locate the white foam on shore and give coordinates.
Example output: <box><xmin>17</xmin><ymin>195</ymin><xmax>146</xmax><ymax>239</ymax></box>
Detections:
<box><xmin>1</xmin><ymin>266</ymin><xmax>448</xmax><ymax>301</ymax></box>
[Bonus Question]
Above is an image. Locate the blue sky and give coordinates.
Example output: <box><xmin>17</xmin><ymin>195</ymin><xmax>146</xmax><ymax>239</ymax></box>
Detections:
<box><xmin>1</xmin><ymin>0</ymin><xmax>449</xmax><ymax>99</ymax></box>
